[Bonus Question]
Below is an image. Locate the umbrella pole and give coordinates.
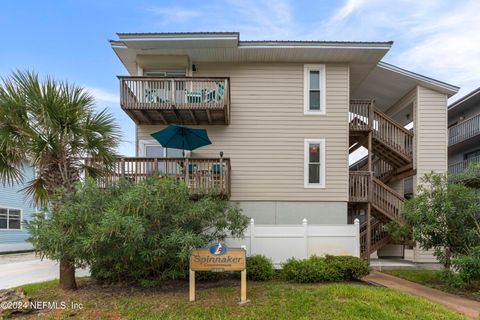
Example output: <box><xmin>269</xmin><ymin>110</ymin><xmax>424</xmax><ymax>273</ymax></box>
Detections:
<box><xmin>182</xmin><ymin>129</ymin><xmax>188</xmax><ymax>184</ymax></box>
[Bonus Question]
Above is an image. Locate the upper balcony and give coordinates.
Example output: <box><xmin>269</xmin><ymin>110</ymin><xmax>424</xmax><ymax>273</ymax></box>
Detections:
<box><xmin>449</xmin><ymin>113</ymin><xmax>480</xmax><ymax>146</ymax></box>
<box><xmin>119</xmin><ymin>76</ymin><xmax>230</xmax><ymax>125</ymax></box>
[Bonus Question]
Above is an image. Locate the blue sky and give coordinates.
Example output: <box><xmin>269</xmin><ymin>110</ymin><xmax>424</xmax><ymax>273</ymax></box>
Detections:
<box><xmin>1</xmin><ymin>0</ymin><xmax>478</xmax><ymax>155</ymax></box>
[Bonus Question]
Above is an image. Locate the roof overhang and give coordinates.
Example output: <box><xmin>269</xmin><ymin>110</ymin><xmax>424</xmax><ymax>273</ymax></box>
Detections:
<box><xmin>110</xmin><ymin>32</ymin><xmax>393</xmax><ymax>91</ymax></box>
<box><xmin>352</xmin><ymin>61</ymin><xmax>459</xmax><ymax>112</ymax></box>
<box><xmin>448</xmin><ymin>87</ymin><xmax>480</xmax><ymax>117</ymax></box>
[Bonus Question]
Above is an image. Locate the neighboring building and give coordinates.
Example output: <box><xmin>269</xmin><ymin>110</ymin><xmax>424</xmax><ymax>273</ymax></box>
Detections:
<box><xmin>107</xmin><ymin>32</ymin><xmax>458</xmax><ymax>260</ymax></box>
<box><xmin>448</xmin><ymin>87</ymin><xmax>480</xmax><ymax>179</ymax></box>
<box><xmin>0</xmin><ymin>165</ymin><xmax>36</xmax><ymax>252</ymax></box>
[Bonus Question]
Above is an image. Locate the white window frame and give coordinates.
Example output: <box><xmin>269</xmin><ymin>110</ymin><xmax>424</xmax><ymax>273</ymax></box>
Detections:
<box><xmin>304</xmin><ymin>139</ymin><xmax>326</xmax><ymax>188</ymax></box>
<box><xmin>304</xmin><ymin>64</ymin><xmax>326</xmax><ymax>115</ymax></box>
<box><xmin>0</xmin><ymin>206</ymin><xmax>23</xmax><ymax>231</ymax></box>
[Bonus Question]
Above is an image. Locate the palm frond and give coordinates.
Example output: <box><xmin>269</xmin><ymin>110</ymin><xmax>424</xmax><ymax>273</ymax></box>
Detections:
<box><xmin>21</xmin><ymin>176</ymin><xmax>49</xmax><ymax>208</ymax></box>
<box><xmin>1</xmin><ymin>70</ymin><xmax>121</xmax><ymax>205</ymax></box>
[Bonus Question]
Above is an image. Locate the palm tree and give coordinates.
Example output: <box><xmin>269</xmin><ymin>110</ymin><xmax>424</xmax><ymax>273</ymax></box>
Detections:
<box><xmin>0</xmin><ymin>71</ymin><xmax>121</xmax><ymax>289</ymax></box>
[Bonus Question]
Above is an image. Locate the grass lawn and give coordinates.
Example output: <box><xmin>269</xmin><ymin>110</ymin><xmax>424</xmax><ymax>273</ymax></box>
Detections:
<box><xmin>383</xmin><ymin>270</ymin><xmax>480</xmax><ymax>301</ymax></box>
<box><xmin>12</xmin><ymin>278</ymin><xmax>468</xmax><ymax>319</ymax></box>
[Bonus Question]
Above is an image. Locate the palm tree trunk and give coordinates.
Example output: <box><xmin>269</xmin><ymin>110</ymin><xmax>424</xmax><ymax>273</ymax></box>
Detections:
<box><xmin>59</xmin><ymin>256</ymin><xmax>77</xmax><ymax>290</ymax></box>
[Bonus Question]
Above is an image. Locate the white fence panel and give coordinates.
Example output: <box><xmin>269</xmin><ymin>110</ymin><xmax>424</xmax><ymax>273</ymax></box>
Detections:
<box><xmin>225</xmin><ymin>218</ymin><xmax>360</xmax><ymax>267</ymax></box>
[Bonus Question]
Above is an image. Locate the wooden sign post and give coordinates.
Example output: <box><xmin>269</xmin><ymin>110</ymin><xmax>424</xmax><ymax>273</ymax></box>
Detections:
<box><xmin>189</xmin><ymin>243</ymin><xmax>248</xmax><ymax>304</ymax></box>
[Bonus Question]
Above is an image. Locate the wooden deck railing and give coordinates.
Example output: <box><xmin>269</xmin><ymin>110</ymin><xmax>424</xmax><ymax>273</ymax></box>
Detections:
<box><xmin>349</xmin><ymin>171</ymin><xmax>371</xmax><ymax>202</ymax></box>
<box><xmin>449</xmin><ymin>113</ymin><xmax>480</xmax><ymax>146</ymax></box>
<box><xmin>371</xmin><ymin>178</ymin><xmax>404</xmax><ymax>223</ymax></box>
<box><xmin>448</xmin><ymin>155</ymin><xmax>480</xmax><ymax>177</ymax></box>
<box><xmin>373</xmin><ymin>111</ymin><xmax>413</xmax><ymax>159</ymax></box>
<box><xmin>349</xmin><ymin>99</ymin><xmax>374</xmax><ymax>131</ymax></box>
<box><xmin>360</xmin><ymin>220</ymin><xmax>389</xmax><ymax>258</ymax></box>
<box><xmin>119</xmin><ymin>76</ymin><xmax>229</xmax><ymax>110</ymax></box>
<box><xmin>349</xmin><ymin>100</ymin><xmax>413</xmax><ymax>161</ymax></box>
<box><xmin>85</xmin><ymin>157</ymin><xmax>231</xmax><ymax>197</ymax></box>
<box><xmin>349</xmin><ymin>172</ymin><xmax>404</xmax><ymax>223</ymax></box>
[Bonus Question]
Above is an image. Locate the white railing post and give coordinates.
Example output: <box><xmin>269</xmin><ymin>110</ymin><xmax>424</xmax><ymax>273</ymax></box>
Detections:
<box><xmin>354</xmin><ymin>218</ymin><xmax>360</xmax><ymax>258</ymax></box>
<box><xmin>249</xmin><ymin>218</ymin><xmax>255</xmax><ymax>256</ymax></box>
<box><xmin>303</xmin><ymin>218</ymin><xmax>308</xmax><ymax>259</ymax></box>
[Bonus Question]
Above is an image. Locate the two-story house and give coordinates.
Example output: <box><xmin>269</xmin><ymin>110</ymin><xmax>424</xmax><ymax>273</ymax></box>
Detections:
<box><xmin>448</xmin><ymin>87</ymin><xmax>480</xmax><ymax>180</ymax></box>
<box><xmin>107</xmin><ymin>32</ymin><xmax>458</xmax><ymax>260</ymax></box>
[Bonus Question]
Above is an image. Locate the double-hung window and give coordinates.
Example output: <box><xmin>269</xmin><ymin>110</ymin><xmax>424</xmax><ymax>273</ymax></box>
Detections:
<box><xmin>0</xmin><ymin>207</ymin><xmax>21</xmax><ymax>230</ymax></box>
<box><xmin>304</xmin><ymin>139</ymin><xmax>325</xmax><ymax>188</ymax></box>
<box><xmin>304</xmin><ymin>64</ymin><xmax>326</xmax><ymax>114</ymax></box>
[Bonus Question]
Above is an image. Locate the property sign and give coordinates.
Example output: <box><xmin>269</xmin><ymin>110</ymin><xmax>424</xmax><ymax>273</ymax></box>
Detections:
<box><xmin>189</xmin><ymin>243</ymin><xmax>248</xmax><ymax>303</ymax></box>
<box><xmin>190</xmin><ymin>243</ymin><xmax>246</xmax><ymax>271</ymax></box>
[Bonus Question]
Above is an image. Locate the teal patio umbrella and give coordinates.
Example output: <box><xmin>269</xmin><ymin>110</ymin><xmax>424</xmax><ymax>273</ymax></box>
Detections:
<box><xmin>150</xmin><ymin>124</ymin><xmax>212</xmax><ymax>156</ymax></box>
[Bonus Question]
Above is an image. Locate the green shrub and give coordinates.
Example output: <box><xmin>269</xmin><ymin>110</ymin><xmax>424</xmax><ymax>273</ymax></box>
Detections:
<box><xmin>438</xmin><ymin>269</ymin><xmax>465</xmax><ymax>288</ymax></box>
<box><xmin>282</xmin><ymin>257</ymin><xmax>322</xmax><ymax>283</ymax></box>
<box><xmin>324</xmin><ymin>255</ymin><xmax>370</xmax><ymax>280</ymax></box>
<box><xmin>246</xmin><ymin>255</ymin><xmax>275</xmax><ymax>281</ymax></box>
<box><xmin>282</xmin><ymin>255</ymin><xmax>369</xmax><ymax>283</ymax></box>
<box><xmin>27</xmin><ymin>177</ymin><xmax>249</xmax><ymax>284</ymax></box>
<box><xmin>452</xmin><ymin>246</ymin><xmax>480</xmax><ymax>283</ymax></box>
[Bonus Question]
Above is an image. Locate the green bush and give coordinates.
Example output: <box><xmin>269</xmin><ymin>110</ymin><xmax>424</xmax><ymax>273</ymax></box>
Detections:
<box><xmin>282</xmin><ymin>255</ymin><xmax>370</xmax><ymax>283</ymax></box>
<box><xmin>324</xmin><ymin>255</ymin><xmax>371</xmax><ymax>281</ymax></box>
<box><xmin>27</xmin><ymin>177</ymin><xmax>249</xmax><ymax>284</ymax></box>
<box><xmin>452</xmin><ymin>246</ymin><xmax>480</xmax><ymax>284</ymax></box>
<box><xmin>438</xmin><ymin>269</ymin><xmax>465</xmax><ymax>288</ymax></box>
<box><xmin>246</xmin><ymin>255</ymin><xmax>275</xmax><ymax>281</ymax></box>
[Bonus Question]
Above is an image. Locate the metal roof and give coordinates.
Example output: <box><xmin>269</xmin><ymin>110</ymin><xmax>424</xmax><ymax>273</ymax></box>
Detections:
<box><xmin>112</xmin><ymin>32</ymin><xmax>393</xmax><ymax>49</ymax></box>
<box><xmin>448</xmin><ymin>87</ymin><xmax>480</xmax><ymax>110</ymax></box>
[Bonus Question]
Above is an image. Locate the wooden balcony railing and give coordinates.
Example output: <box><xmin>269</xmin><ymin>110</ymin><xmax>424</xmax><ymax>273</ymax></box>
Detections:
<box><xmin>448</xmin><ymin>155</ymin><xmax>480</xmax><ymax>177</ymax></box>
<box><xmin>449</xmin><ymin>113</ymin><xmax>480</xmax><ymax>146</ymax></box>
<box><xmin>349</xmin><ymin>172</ymin><xmax>404</xmax><ymax>224</ymax></box>
<box><xmin>85</xmin><ymin>157</ymin><xmax>231</xmax><ymax>197</ymax></box>
<box><xmin>349</xmin><ymin>99</ymin><xmax>374</xmax><ymax>131</ymax></box>
<box><xmin>119</xmin><ymin>76</ymin><xmax>230</xmax><ymax>125</ymax></box>
<box><xmin>371</xmin><ymin>178</ymin><xmax>404</xmax><ymax>223</ymax></box>
<box><xmin>349</xmin><ymin>100</ymin><xmax>413</xmax><ymax>162</ymax></box>
<box><xmin>360</xmin><ymin>220</ymin><xmax>389</xmax><ymax>258</ymax></box>
<box><xmin>349</xmin><ymin>171</ymin><xmax>371</xmax><ymax>202</ymax></box>
<box><xmin>373</xmin><ymin>111</ymin><xmax>413</xmax><ymax>160</ymax></box>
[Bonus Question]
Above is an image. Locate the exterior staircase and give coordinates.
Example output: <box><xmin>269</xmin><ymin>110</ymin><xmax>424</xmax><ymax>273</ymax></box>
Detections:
<box><xmin>348</xmin><ymin>100</ymin><xmax>414</xmax><ymax>259</ymax></box>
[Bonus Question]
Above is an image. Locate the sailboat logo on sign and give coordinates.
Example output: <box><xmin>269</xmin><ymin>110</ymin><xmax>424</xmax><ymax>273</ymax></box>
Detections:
<box><xmin>209</xmin><ymin>243</ymin><xmax>227</xmax><ymax>255</ymax></box>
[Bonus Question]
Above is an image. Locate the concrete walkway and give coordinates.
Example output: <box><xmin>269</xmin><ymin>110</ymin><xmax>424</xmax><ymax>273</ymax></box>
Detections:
<box><xmin>370</xmin><ymin>258</ymin><xmax>443</xmax><ymax>271</ymax></box>
<box><xmin>364</xmin><ymin>271</ymin><xmax>480</xmax><ymax>319</ymax></box>
<box><xmin>0</xmin><ymin>252</ymin><xmax>89</xmax><ymax>289</ymax></box>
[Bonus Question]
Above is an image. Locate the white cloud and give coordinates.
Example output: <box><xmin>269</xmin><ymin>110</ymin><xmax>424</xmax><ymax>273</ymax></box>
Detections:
<box><xmin>225</xmin><ymin>0</ymin><xmax>295</xmax><ymax>39</ymax></box>
<box><xmin>145</xmin><ymin>6</ymin><xmax>200</xmax><ymax>26</ymax></box>
<box><xmin>330</xmin><ymin>0</ymin><xmax>366</xmax><ymax>23</ymax></box>
<box><xmin>87</xmin><ymin>87</ymin><xmax>118</xmax><ymax>104</ymax></box>
<box><xmin>391</xmin><ymin>2</ymin><xmax>480</xmax><ymax>98</ymax></box>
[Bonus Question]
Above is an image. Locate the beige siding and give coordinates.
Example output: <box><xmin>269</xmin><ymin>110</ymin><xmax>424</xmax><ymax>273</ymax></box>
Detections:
<box><xmin>415</xmin><ymin>86</ymin><xmax>448</xmax><ymax>182</ymax></box>
<box><xmin>137</xmin><ymin>63</ymin><xmax>349</xmax><ymax>201</ymax></box>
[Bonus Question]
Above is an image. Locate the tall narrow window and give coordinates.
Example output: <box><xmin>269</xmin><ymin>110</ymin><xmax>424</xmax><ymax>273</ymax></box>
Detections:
<box><xmin>304</xmin><ymin>139</ymin><xmax>325</xmax><ymax>188</ymax></box>
<box><xmin>304</xmin><ymin>65</ymin><xmax>326</xmax><ymax>114</ymax></box>
<box><xmin>0</xmin><ymin>207</ymin><xmax>22</xmax><ymax>230</ymax></box>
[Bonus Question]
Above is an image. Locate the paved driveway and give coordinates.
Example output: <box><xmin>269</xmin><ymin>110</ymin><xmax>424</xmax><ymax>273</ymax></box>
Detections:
<box><xmin>0</xmin><ymin>252</ymin><xmax>89</xmax><ymax>289</ymax></box>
